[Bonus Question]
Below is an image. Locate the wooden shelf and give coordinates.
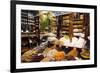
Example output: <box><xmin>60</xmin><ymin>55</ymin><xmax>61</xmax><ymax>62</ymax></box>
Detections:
<box><xmin>72</xmin><ymin>21</ymin><xmax>83</xmax><ymax>24</ymax></box>
<box><xmin>21</xmin><ymin>34</ymin><xmax>37</xmax><ymax>37</ymax></box>
<box><xmin>21</xmin><ymin>32</ymin><xmax>36</xmax><ymax>34</ymax></box>
<box><xmin>73</xmin><ymin>19</ymin><xmax>83</xmax><ymax>21</ymax></box>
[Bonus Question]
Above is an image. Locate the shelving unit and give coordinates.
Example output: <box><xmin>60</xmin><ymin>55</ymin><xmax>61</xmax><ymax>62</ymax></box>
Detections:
<box><xmin>60</xmin><ymin>13</ymin><xmax>73</xmax><ymax>41</ymax></box>
<box><xmin>72</xmin><ymin>13</ymin><xmax>89</xmax><ymax>39</ymax></box>
<box><xmin>21</xmin><ymin>10</ymin><xmax>39</xmax><ymax>50</ymax></box>
<box><xmin>34</xmin><ymin>15</ymin><xmax>40</xmax><ymax>44</ymax></box>
<box><xmin>60</xmin><ymin>13</ymin><xmax>89</xmax><ymax>41</ymax></box>
<box><xmin>72</xmin><ymin>13</ymin><xmax>84</xmax><ymax>37</ymax></box>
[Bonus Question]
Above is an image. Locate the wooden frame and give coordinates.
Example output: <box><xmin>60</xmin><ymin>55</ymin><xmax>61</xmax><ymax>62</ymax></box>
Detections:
<box><xmin>10</xmin><ymin>0</ymin><xmax>97</xmax><ymax>72</ymax></box>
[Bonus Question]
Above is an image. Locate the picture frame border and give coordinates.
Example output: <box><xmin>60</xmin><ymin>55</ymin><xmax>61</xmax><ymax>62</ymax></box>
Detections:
<box><xmin>10</xmin><ymin>0</ymin><xmax>97</xmax><ymax>72</ymax></box>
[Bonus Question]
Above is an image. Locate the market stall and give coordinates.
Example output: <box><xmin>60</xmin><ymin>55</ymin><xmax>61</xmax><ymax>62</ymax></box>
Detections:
<box><xmin>21</xmin><ymin>10</ymin><xmax>90</xmax><ymax>63</ymax></box>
